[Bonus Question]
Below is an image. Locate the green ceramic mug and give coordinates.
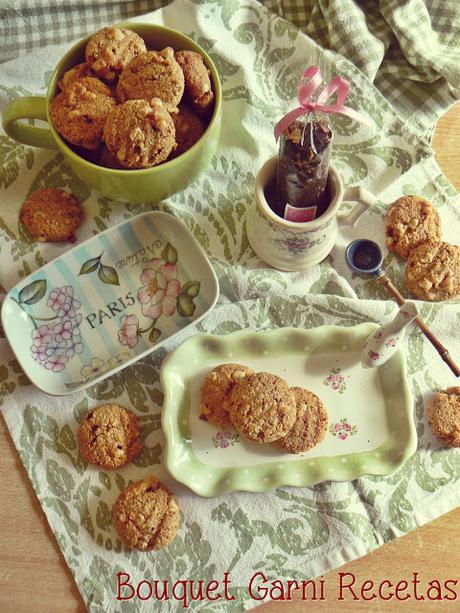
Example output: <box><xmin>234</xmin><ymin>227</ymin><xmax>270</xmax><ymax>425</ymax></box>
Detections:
<box><xmin>1</xmin><ymin>23</ymin><xmax>222</xmax><ymax>203</ymax></box>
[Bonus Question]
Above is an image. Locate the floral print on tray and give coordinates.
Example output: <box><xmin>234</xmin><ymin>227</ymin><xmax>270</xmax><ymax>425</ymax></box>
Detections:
<box><xmin>12</xmin><ymin>281</ymin><xmax>84</xmax><ymax>372</ymax></box>
<box><xmin>211</xmin><ymin>430</ymin><xmax>240</xmax><ymax>449</ymax></box>
<box><xmin>13</xmin><ymin>238</ymin><xmax>201</xmax><ymax>388</ymax></box>
<box><xmin>329</xmin><ymin>417</ymin><xmax>358</xmax><ymax>440</ymax></box>
<box><xmin>116</xmin><ymin>243</ymin><xmax>201</xmax><ymax>347</ymax></box>
<box><xmin>64</xmin><ymin>352</ymin><xmax>131</xmax><ymax>390</ymax></box>
<box><xmin>323</xmin><ymin>366</ymin><xmax>347</xmax><ymax>394</ymax></box>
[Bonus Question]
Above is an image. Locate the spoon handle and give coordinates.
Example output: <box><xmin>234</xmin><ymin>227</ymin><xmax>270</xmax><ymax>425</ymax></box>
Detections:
<box><xmin>376</xmin><ymin>272</ymin><xmax>460</xmax><ymax>377</ymax></box>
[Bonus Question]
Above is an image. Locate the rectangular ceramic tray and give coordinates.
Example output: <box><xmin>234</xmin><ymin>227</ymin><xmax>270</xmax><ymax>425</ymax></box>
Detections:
<box><xmin>160</xmin><ymin>324</ymin><xmax>417</xmax><ymax>496</ymax></box>
<box><xmin>2</xmin><ymin>212</ymin><xmax>219</xmax><ymax>395</ymax></box>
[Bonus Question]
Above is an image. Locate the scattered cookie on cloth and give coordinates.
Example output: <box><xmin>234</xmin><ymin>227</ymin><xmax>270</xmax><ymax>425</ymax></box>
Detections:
<box><xmin>405</xmin><ymin>240</ymin><xmax>460</xmax><ymax>301</ymax></box>
<box><xmin>175</xmin><ymin>50</ymin><xmax>214</xmax><ymax>116</ymax></box>
<box><xmin>20</xmin><ymin>187</ymin><xmax>83</xmax><ymax>242</ymax></box>
<box><xmin>113</xmin><ymin>475</ymin><xmax>180</xmax><ymax>551</ymax></box>
<box><xmin>50</xmin><ymin>76</ymin><xmax>116</xmax><ymax>149</ymax></box>
<box><xmin>427</xmin><ymin>387</ymin><xmax>460</xmax><ymax>447</ymax></box>
<box><xmin>385</xmin><ymin>195</ymin><xmax>441</xmax><ymax>260</ymax></box>
<box><xmin>78</xmin><ymin>403</ymin><xmax>142</xmax><ymax>469</ymax></box>
<box><xmin>229</xmin><ymin>372</ymin><xmax>296</xmax><ymax>443</ymax></box>
<box><xmin>117</xmin><ymin>48</ymin><xmax>184</xmax><ymax>112</ymax></box>
<box><xmin>275</xmin><ymin>387</ymin><xmax>328</xmax><ymax>454</ymax></box>
<box><xmin>103</xmin><ymin>98</ymin><xmax>176</xmax><ymax>169</ymax></box>
<box><xmin>200</xmin><ymin>363</ymin><xmax>255</xmax><ymax>429</ymax></box>
<box><xmin>85</xmin><ymin>27</ymin><xmax>147</xmax><ymax>82</ymax></box>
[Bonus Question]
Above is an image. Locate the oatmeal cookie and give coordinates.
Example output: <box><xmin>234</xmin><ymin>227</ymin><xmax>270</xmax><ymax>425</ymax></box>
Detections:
<box><xmin>427</xmin><ymin>387</ymin><xmax>460</xmax><ymax>447</ymax></box>
<box><xmin>98</xmin><ymin>144</ymin><xmax>124</xmax><ymax>169</ymax></box>
<box><xmin>85</xmin><ymin>27</ymin><xmax>147</xmax><ymax>82</ymax></box>
<box><xmin>175</xmin><ymin>50</ymin><xmax>214</xmax><ymax>116</ymax></box>
<box><xmin>275</xmin><ymin>387</ymin><xmax>328</xmax><ymax>454</ymax></box>
<box><xmin>20</xmin><ymin>188</ymin><xmax>82</xmax><ymax>242</ymax></box>
<box><xmin>58</xmin><ymin>62</ymin><xmax>95</xmax><ymax>91</ymax></box>
<box><xmin>103</xmin><ymin>98</ymin><xmax>175</xmax><ymax>169</ymax></box>
<box><xmin>117</xmin><ymin>48</ymin><xmax>184</xmax><ymax>112</ymax></box>
<box><xmin>405</xmin><ymin>240</ymin><xmax>460</xmax><ymax>301</ymax></box>
<box><xmin>78</xmin><ymin>404</ymin><xmax>142</xmax><ymax>469</ymax></box>
<box><xmin>171</xmin><ymin>105</ymin><xmax>206</xmax><ymax>158</ymax></box>
<box><xmin>113</xmin><ymin>475</ymin><xmax>180</xmax><ymax>551</ymax></box>
<box><xmin>229</xmin><ymin>372</ymin><xmax>296</xmax><ymax>443</ymax></box>
<box><xmin>200</xmin><ymin>363</ymin><xmax>255</xmax><ymax>429</ymax></box>
<box><xmin>385</xmin><ymin>195</ymin><xmax>441</xmax><ymax>260</ymax></box>
<box><xmin>50</xmin><ymin>76</ymin><xmax>116</xmax><ymax>149</ymax></box>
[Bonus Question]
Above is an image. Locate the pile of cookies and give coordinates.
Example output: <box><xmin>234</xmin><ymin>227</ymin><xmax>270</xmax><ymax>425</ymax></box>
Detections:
<box><xmin>78</xmin><ymin>403</ymin><xmax>180</xmax><ymax>551</ymax></box>
<box><xmin>50</xmin><ymin>26</ymin><xmax>214</xmax><ymax>169</ymax></box>
<box><xmin>200</xmin><ymin>363</ymin><xmax>328</xmax><ymax>454</ymax></box>
<box><xmin>385</xmin><ymin>195</ymin><xmax>460</xmax><ymax>301</ymax></box>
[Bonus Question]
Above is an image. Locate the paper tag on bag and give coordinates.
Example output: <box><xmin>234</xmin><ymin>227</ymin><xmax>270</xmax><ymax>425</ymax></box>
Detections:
<box><xmin>284</xmin><ymin>203</ymin><xmax>318</xmax><ymax>222</ymax></box>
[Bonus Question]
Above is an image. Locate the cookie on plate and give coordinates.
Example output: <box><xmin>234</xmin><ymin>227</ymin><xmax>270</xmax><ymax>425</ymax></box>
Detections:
<box><xmin>171</xmin><ymin>105</ymin><xmax>206</xmax><ymax>158</ymax></box>
<box><xmin>200</xmin><ymin>363</ymin><xmax>255</xmax><ymax>429</ymax></box>
<box><xmin>50</xmin><ymin>76</ymin><xmax>116</xmax><ymax>149</ymax></box>
<box><xmin>103</xmin><ymin>98</ymin><xmax>175</xmax><ymax>169</ymax></box>
<box><xmin>85</xmin><ymin>27</ymin><xmax>147</xmax><ymax>82</ymax></box>
<box><xmin>385</xmin><ymin>195</ymin><xmax>441</xmax><ymax>260</ymax></box>
<box><xmin>175</xmin><ymin>50</ymin><xmax>214</xmax><ymax>116</ymax></box>
<box><xmin>113</xmin><ymin>475</ymin><xmax>180</xmax><ymax>551</ymax></box>
<box><xmin>229</xmin><ymin>372</ymin><xmax>296</xmax><ymax>443</ymax></box>
<box><xmin>78</xmin><ymin>403</ymin><xmax>142</xmax><ymax>469</ymax></box>
<box><xmin>275</xmin><ymin>387</ymin><xmax>328</xmax><ymax>454</ymax></box>
<box><xmin>117</xmin><ymin>48</ymin><xmax>184</xmax><ymax>112</ymax></box>
<box><xmin>405</xmin><ymin>240</ymin><xmax>460</xmax><ymax>301</ymax></box>
<box><xmin>20</xmin><ymin>187</ymin><xmax>83</xmax><ymax>242</ymax></box>
<box><xmin>427</xmin><ymin>387</ymin><xmax>460</xmax><ymax>447</ymax></box>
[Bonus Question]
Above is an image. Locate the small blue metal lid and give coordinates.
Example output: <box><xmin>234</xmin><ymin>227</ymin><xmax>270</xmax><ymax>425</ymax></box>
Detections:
<box><xmin>345</xmin><ymin>239</ymin><xmax>384</xmax><ymax>275</ymax></box>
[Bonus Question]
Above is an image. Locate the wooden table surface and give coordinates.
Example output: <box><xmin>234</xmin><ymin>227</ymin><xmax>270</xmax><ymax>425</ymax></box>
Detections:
<box><xmin>1</xmin><ymin>104</ymin><xmax>459</xmax><ymax>613</ymax></box>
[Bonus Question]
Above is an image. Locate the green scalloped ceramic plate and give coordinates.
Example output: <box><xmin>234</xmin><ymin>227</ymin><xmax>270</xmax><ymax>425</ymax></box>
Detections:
<box><xmin>160</xmin><ymin>324</ymin><xmax>417</xmax><ymax>497</ymax></box>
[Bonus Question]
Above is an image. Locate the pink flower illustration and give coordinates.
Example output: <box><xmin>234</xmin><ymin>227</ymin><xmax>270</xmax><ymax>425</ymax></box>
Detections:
<box><xmin>118</xmin><ymin>314</ymin><xmax>139</xmax><ymax>348</ymax></box>
<box><xmin>327</xmin><ymin>373</ymin><xmax>345</xmax><ymax>390</ymax></box>
<box><xmin>369</xmin><ymin>350</ymin><xmax>380</xmax><ymax>360</ymax></box>
<box><xmin>138</xmin><ymin>258</ymin><xmax>181</xmax><ymax>320</ymax></box>
<box><xmin>386</xmin><ymin>338</ymin><xmax>397</xmax><ymax>348</ymax></box>
<box><xmin>211</xmin><ymin>430</ymin><xmax>239</xmax><ymax>449</ymax></box>
<box><xmin>324</xmin><ymin>366</ymin><xmax>348</xmax><ymax>394</ymax></box>
<box><xmin>329</xmin><ymin>417</ymin><xmax>358</xmax><ymax>440</ymax></box>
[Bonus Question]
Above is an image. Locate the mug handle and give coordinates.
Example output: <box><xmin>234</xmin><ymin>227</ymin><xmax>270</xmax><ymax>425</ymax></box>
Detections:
<box><xmin>2</xmin><ymin>96</ymin><xmax>58</xmax><ymax>150</ymax></box>
<box><xmin>337</xmin><ymin>186</ymin><xmax>376</xmax><ymax>227</ymax></box>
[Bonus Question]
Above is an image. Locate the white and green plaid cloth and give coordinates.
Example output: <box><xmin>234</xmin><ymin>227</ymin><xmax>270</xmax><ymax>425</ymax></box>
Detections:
<box><xmin>1</xmin><ymin>1</ymin><xmax>460</xmax><ymax>612</ymax></box>
<box><xmin>2</xmin><ymin>0</ymin><xmax>459</xmax><ymax>135</ymax></box>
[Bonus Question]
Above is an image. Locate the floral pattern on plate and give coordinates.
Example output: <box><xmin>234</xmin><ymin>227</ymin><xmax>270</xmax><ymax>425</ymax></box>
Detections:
<box><xmin>329</xmin><ymin>417</ymin><xmax>358</xmax><ymax>440</ymax></box>
<box><xmin>211</xmin><ymin>430</ymin><xmax>240</xmax><ymax>449</ymax></box>
<box><xmin>323</xmin><ymin>366</ymin><xmax>347</xmax><ymax>394</ymax></box>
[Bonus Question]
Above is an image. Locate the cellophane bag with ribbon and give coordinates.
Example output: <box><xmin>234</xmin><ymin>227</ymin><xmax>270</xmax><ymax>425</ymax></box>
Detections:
<box><xmin>274</xmin><ymin>111</ymin><xmax>334</xmax><ymax>222</ymax></box>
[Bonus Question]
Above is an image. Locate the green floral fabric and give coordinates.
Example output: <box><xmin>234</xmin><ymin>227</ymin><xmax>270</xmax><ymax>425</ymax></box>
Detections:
<box><xmin>0</xmin><ymin>1</ymin><xmax>459</xmax><ymax>611</ymax></box>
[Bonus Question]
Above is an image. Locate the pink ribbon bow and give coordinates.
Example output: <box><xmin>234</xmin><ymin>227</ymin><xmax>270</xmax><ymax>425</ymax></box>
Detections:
<box><xmin>274</xmin><ymin>66</ymin><xmax>371</xmax><ymax>141</ymax></box>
